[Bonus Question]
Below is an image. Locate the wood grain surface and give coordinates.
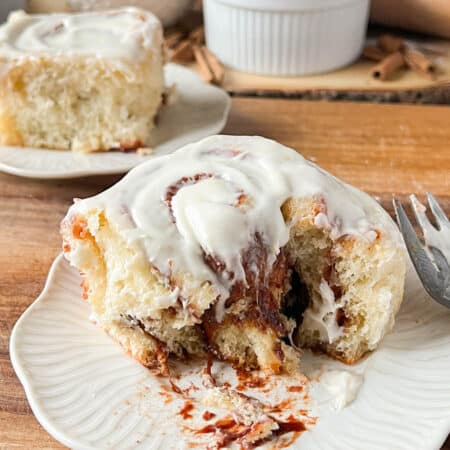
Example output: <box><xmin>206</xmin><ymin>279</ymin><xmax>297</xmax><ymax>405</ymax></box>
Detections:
<box><xmin>0</xmin><ymin>98</ymin><xmax>449</xmax><ymax>449</ymax></box>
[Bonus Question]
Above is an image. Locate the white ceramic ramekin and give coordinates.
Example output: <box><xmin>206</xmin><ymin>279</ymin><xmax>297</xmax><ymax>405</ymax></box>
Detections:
<box><xmin>204</xmin><ymin>0</ymin><xmax>370</xmax><ymax>76</ymax></box>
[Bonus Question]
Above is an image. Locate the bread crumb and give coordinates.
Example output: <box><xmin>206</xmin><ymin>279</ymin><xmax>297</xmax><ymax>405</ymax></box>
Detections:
<box><xmin>137</xmin><ymin>147</ymin><xmax>155</xmax><ymax>156</ymax></box>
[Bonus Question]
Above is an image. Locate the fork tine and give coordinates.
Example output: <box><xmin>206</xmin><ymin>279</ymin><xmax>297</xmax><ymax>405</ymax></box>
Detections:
<box><xmin>394</xmin><ymin>198</ymin><xmax>427</xmax><ymax>256</ymax></box>
<box><xmin>393</xmin><ymin>198</ymin><xmax>440</xmax><ymax>295</ymax></box>
<box><xmin>429</xmin><ymin>247</ymin><xmax>450</xmax><ymax>274</ymax></box>
<box><xmin>409</xmin><ymin>194</ymin><xmax>436</xmax><ymax>234</ymax></box>
<box><xmin>426</xmin><ymin>193</ymin><xmax>449</xmax><ymax>229</ymax></box>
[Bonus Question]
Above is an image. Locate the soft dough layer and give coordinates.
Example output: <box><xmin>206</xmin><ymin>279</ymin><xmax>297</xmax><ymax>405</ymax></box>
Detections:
<box><xmin>61</xmin><ymin>135</ymin><xmax>406</xmax><ymax>373</ymax></box>
<box><xmin>0</xmin><ymin>9</ymin><xmax>165</xmax><ymax>152</ymax></box>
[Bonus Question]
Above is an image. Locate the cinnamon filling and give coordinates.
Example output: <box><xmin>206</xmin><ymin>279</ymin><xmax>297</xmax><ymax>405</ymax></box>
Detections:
<box><xmin>193</xmin><ymin>414</ymin><xmax>307</xmax><ymax>450</ymax></box>
<box><xmin>323</xmin><ymin>258</ymin><xmax>347</xmax><ymax>326</ymax></box>
<box><xmin>201</xmin><ymin>234</ymin><xmax>292</xmax><ymax>341</ymax></box>
<box><xmin>282</xmin><ymin>270</ymin><xmax>310</xmax><ymax>326</ymax></box>
<box><xmin>122</xmin><ymin>231</ymin><xmax>349</xmax><ymax>370</ymax></box>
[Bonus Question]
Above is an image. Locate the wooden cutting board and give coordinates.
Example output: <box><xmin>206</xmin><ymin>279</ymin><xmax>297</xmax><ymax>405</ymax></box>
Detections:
<box><xmin>219</xmin><ymin>56</ymin><xmax>450</xmax><ymax>102</ymax></box>
<box><xmin>0</xmin><ymin>98</ymin><xmax>449</xmax><ymax>449</ymax></box>
<box><xmin>192</xmin><ymin>34</ymin><xmax>450</xmax><ymax>103</ymax></box>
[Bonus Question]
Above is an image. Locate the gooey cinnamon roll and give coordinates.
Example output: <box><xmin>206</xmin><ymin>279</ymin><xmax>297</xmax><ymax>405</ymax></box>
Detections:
<box><xmin>61</xmin><ymin>135</ymin><xmax>406</xmax><ymax>373</ymax></box>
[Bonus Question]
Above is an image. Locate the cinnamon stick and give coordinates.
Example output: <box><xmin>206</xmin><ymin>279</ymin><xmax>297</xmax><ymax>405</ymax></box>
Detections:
<box><xmin>377</xmin><ymin>34</ymin><xmax>405</xmax><ymax>53</ymax></box>
<box><xmin>189</xmin><ymin>25</ymin><xmax>205</xmax><ymax>45</ymax></box>
<box><xmin>192</xmin><ymin>44</ymin><xmax>214</xmax><ymax>83</ymax></box>
<box><xmin>201</xmin><ymin>46</ymin><xmax>224</xmax><ymax>85</ymax></box>
<box><xmin>371</xmin><ymin>51</ymin><xmax>405</xmax><ymax>80</ymax></box>
<box><xmin>165</xmin><ymin>30</ymin><xmax>184</xmax><ymax>49</ymax></box>
<box><xmin>171</xmin><ymin>39</ymin><xmax>194</xmax><ymax>63</ymax></box>
<box><xmin>404</xmin><ymin>48</ymin><xmax>436</xmax><ymax>79</ymax></box>
<box><xmin>362</xmin><ymin>45</ymin><xmax>387</xmax><ymax>62</ymax></box>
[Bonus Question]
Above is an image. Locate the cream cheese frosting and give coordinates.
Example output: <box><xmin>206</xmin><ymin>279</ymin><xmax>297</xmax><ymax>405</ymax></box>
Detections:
<box><xmin>301</xmin><ymin>279</ymin><xmax>344</xmax><ymax>344</ymax></box>
<box><xmin>320</xmin><ymin>370</ymin><xmax>363</xmax><ymax>410</ymax></box>
<box><xmin>65</xmin><ymin>136</ymin><xmax>401</xmax><ymax>325</ymax></box>
<box><xmin>0</xmin><ymin>8</ymin><xmax>162</xmax><ymax>60</ymax></box>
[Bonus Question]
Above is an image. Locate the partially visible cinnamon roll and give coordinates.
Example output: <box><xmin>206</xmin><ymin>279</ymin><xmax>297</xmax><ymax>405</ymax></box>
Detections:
<box><xmin>61</xmin><ymin>135</ymin><xmax>406</xmax><ymax>373</ymax></box>
<box><xmin>0</xmin><ymin>8</ymin><xmax>164</xmax><ymax>152</ymax></box>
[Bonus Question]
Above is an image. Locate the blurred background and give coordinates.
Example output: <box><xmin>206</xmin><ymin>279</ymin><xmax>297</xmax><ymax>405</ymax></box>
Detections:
<box><xmin>2</xmin><ymin>0</ymin><xmax>448</xmax><ymax>104</ymax></box>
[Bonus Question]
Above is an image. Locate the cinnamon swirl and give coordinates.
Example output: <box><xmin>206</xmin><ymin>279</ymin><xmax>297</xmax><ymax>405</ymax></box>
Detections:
<box><xmin>0</xmin><ymin>8</ymin><xmax>164</xmax><ymax>152</ymax></box>
<box><xmin>61</xmin><ymin>135</ymin><xmax>406</xmax><ymax>373</ymax></box>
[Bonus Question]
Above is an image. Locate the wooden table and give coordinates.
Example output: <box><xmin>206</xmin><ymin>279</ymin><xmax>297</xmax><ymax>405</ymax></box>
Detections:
<box><xmin>1</xmin><ymin>98</ymin><xmax>449</xmax><ymax>449</ymax></box>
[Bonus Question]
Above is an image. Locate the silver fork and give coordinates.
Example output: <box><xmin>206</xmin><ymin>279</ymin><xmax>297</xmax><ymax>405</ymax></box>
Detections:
<box><xmin>393</xmin><ymin>193</ymin><xmax>450</xmax><ymax>308</ymax></box>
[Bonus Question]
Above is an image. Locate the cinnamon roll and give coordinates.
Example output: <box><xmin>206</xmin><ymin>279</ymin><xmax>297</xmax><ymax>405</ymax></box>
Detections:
<box><xmin>0</xmin><ymin>8</ymin><xmax>164</xmax><ymax>152</ymax></box>
<box><xmin>61</xmin><ymin>135</ymin><xmax>406</xmax><ymax>373</ymax></box>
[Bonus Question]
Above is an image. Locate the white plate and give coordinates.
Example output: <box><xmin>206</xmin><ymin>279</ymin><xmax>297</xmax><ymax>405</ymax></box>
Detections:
<box><xmin>10</xmin><ymin>255</ymin><xmax>450</xmax><ymax>450</ymax></box>
<box><xmin>0</xmin><ymin>64</ymin><xmax>231</xmax><ymax>179</ymax></box>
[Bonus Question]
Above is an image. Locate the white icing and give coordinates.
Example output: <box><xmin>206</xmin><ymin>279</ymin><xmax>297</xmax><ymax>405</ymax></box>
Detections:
<box><xmin>66</xmin><ymin>135</ymin><xmax>401</xmax><ymax>324</ymax></box>
<box><xmin>313</xmin><ymin>212</ymin><xmax>330</xmax><ymax>229</ymax></box>
<box><xmin>0</xmin><ymin>8</ymin><xmax>162</xmax><ymax>60</ymax></box>
<box><xmin>320</xmin><ymin>370</ymin><xmax>363</xmax><ymax>410</ymax></box>
<box><xmin>301</xmin><ymin>279</ymin><xmax>343</xmax><ymax>344</ymax></box>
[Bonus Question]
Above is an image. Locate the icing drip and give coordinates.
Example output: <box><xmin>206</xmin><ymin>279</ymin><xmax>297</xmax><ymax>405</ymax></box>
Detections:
<box><xmin>0</xmin><ymin>8</ymin><xmax>162</xmax><ymax>60</ymax></box>
<box><xmin>320</xmin><ymin>370</ymin><xmax>363</xmax><ymax>410</ymax></box>
<box><xmin>301</xmin><ymin>279</ymin><xmax>343</xmax><ymax>344</ymax></box>
<box><xmin>67</xmin><ymin>135</ymin><xmax>400</xmax><ymax>323</ymax></box>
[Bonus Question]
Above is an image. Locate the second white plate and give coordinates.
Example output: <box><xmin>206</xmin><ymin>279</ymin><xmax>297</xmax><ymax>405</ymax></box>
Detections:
<box><xmin>0</xmin><ymin>63</ymin><xmax>231</xmax><ymax>179</ymax></box>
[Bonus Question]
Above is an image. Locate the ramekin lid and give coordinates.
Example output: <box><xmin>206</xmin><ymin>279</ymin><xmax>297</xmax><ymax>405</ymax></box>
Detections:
<box><xmin>210</xmin><ymin>0</ymin><xmax>363</xmax><ymax>12</ymax></box>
